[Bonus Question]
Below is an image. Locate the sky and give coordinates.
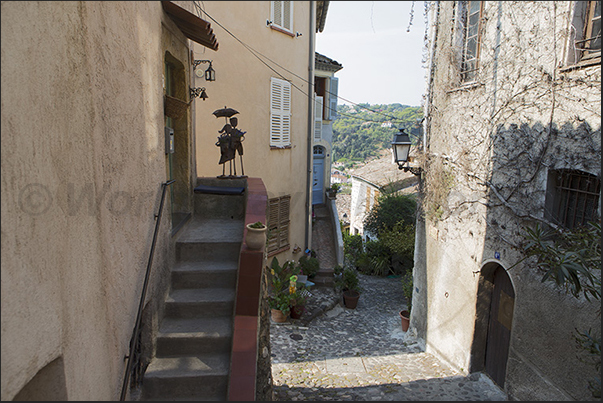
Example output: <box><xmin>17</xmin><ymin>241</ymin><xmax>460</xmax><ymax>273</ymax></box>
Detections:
<box><xmin>315</xmin><ymin>1</ymin><xmax>427</xmax><ymax>107</ymax></box>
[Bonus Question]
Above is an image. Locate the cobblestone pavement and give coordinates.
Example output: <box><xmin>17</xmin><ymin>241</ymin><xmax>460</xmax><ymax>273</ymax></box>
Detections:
<box><xmin>270</xmin><ymin>274</ymin><xmax>508</xmax><ymax>401</ymax></box>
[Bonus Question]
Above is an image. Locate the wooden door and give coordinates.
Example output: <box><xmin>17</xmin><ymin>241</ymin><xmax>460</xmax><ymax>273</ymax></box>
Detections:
<box><xmin>484</xmin><ymin>265</ymin><xmax>515</xmax><ymax>387</ymax></box>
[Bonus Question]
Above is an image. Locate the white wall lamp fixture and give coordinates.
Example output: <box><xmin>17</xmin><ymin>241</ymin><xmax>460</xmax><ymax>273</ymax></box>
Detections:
<box><xmin>392</xmin><ymin>128</ymin><xmax>421</xmax><ymax>176</ymax></box>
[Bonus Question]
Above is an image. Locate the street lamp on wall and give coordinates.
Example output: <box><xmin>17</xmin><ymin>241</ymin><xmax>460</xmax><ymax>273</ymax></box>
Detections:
<box><xmin>193</xmin><ymin>59</ymin><xmax>216</xmax><ymax>82</ymax></box>
<box><xmin>392</xmin><ymin>128</ymin><xmax>421</xmax><ymax>176</ymax></box>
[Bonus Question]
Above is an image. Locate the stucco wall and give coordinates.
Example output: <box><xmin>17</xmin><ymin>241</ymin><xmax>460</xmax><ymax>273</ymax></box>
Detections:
<box><xmin>419</xmin><ymin>1</ymin><xmax>601</xmax><ymax>400</ymax></box>
<box><xmin>192</xmin><ymin>1</ymin><xmax>313</xmax><ymax>263</ymax></box>
<box><xmin>1</xmin><ymin>2</ymin><xmax>196</xmax><ymax>400</ymax></box>
<box><xmin>349</xmin><ymin>177</ymin><xmax>379</xmax><ymax>238</ymax></box>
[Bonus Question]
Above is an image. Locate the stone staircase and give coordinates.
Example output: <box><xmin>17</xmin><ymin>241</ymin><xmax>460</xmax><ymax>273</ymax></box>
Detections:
<box><xmin>140</xmin><ymin>179</ymin><xmax>246</xmax><ymax>401</ymax></box>
<box><xmin>311</xmin><ymin>204</ymin><xmax>336</xmax><ymax>286</ymax></box>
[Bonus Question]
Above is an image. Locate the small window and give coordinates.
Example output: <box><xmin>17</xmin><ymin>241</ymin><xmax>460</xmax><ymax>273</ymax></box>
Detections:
<box><xmin>459</xmin><ymin>1</ymin><xmax>483</xmax><ymax>83</ymax></box>
<box><xmin>270</xmin><ymin>1</ymin><xmax>293</xmax><ymax>34</ymax></box>
<box><xmin>568</xmin><ymin>1</ymin><xmax>601</xmax><ymax>65</ymax></box>
<box><xmin>267</xmin><ymin>195</ymin><xmax>291</xmax><ymax>254</ymax></box>
<box><xmin>270</xmin><ymin>77</ymin><xmax>291</xmax><ymax>147</ymax></box>
<box><xmin>546</xmin><ymin>169</ymin><xmax>601</xmax><ymax>229</ymax></box>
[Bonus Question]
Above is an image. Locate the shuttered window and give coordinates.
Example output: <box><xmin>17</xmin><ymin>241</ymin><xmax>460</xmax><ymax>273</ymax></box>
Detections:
<box><xmin>314</xmin><ymin>95</ymin><xmax>323</xmax><ymax>142</ymax></box>
<box><xmin>329</xmin><ymin>77</ymin><xmax>339</xmax><ymax>120</ymax></box>
<box><xmin>267</xmin><ymin>195</ymin><xmax>291</xmax><ymax>254</ymax></box>
<box><xmin>270</xmin><ymin>1</ymin><xmax>293</xmax><ymax>33</ymax></box>
<box><xmin>270</xmin><ymin>77</ymin><xmax>292</xmax><ymax>147</ymax></box>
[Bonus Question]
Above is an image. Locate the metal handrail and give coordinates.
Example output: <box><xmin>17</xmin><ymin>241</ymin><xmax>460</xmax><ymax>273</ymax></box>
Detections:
<box><xmin>120</xmin><ymin>179</ymin><xmax>175</xmax><ymax>401</ymax></box>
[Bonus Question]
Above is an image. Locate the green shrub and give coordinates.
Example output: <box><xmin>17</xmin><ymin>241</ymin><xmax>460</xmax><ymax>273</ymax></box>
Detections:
<box><xmin>380</xmin><ymin>222</ymin><xmax>416</xmax><ymax>274</ymax></box>
<box><xmin>364</xmin><ymin>193</ymin><xmax>416</xmax><ymax>235</ymax></box>
<box><xmin>336</xmin><ymin>267</ymin><xmax>360</xmax><ymax>293</ymax></box>
<box><xmin>297</xmin><ymin>255</ymin><xmax>320</xmax><ymax>279</ymax></box>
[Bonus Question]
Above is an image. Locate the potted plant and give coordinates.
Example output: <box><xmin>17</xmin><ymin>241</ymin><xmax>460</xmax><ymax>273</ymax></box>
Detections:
<box><xmin>400</xmin><ymin>271</ymin><xmax>413</xmax><ymax>331</ymax></box>
<box><xmin>289</xmin><ymin>283</ymin><xmax>310</xmax><ymax>319</ymax></box>
<box><xmin>268</xmin><ymin>293</ymin><xmax>291</xmax><ymax>322</ymax></box>
<box><xmin>245</xmin><ymin>220</ymin><xmax>267</xmax><ymax>250</ymax></box>
<box><xmin>267</xmin><ymin>257</ymin><xmax>299</xmax><ymax>322</ymax></box>
<box><xmin>336</xmin><ymin>267</ymin><xmax>361</xmax><ymax>309</ymax></box>
<box><xmin>326</xmin><ymin>183</ymin><xmax>341</xmax><ymax>199</ymax></box>
<box><xmin>297</xmin><ymin>254</ymin><xmax>320</xmax><ymax>280</ymax></box>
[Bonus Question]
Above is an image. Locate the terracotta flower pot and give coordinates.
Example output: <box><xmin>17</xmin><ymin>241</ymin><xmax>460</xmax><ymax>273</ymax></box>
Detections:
<box><xmin>343</xmin><ymin>290</ymin><xmax>360</xmax><ymax>309</ymax></box>
<box><xmin>245</xmin><ymin>223</ymin><xmax>266</xmax><ymax>250</ymax></box>
<box><xmin>400</xmin><ymin>310</ymin><xmax>410</xmax><ymax>332</ymax></box>
<box><xmin>271</xmin><ymin>308</ymin><xmax>287</xmax><ymax>323</ymax></box>
<box><xmin>290</xmin><ymin>305</ymin><xmax>305</xmax><ymax>319</ymax></box>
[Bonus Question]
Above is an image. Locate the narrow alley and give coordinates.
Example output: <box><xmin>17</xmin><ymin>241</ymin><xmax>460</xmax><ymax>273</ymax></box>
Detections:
<box><xmin>269</xmin><ymin>274</ymin><xmax>508</xmax><ymax>401</ymax></box>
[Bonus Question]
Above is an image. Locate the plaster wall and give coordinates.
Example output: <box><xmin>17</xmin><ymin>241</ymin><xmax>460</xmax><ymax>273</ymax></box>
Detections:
<box><xmin>1</xmin><ymin>2</ymin><xmax>194</xmax><ymax>400</ymax></box>
<box><xmin>192</xmin><ymin>1</ymin><xmax>313</xmax><ymax>262</ymax></box>
<box><xmin>349</xmin><ymin>177</ymin><xmax>379</xmax><ymax>238</ymax></box>
<box><xmin>419</xmin><ymin>1</ymin><xmax>601</xmax><ymax>400</ymax></box>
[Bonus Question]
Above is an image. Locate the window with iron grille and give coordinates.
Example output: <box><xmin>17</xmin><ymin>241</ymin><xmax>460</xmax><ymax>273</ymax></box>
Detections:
<box><xmin>568</xmin><ymin>1</ymin><xmax>601</xmax><ymax>65</ymax></box>
<box><xmin>459</xmin><ymin>1</ymin><xmax>483</xmax><ymax>83</ymax></box>
<box><xmin>267</xmin><ymin>195</ymin><xmax>291</xmax><ymax>254</ymax></box>
<box><xmin>545</xmin><ymin>169</ymin><xmax>601</xmax><ymax>229</ymax></box>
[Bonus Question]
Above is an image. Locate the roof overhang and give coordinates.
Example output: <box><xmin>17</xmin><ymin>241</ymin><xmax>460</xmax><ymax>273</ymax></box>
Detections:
<box><xmin>162</xmin><ymin>1</ymin><xmax>218</xmax><ymax>51</ymax></box>
<box><xmin>316</xmin><ymin>1</ymin><xmax>330</xmax><ymax>33</ymax></box>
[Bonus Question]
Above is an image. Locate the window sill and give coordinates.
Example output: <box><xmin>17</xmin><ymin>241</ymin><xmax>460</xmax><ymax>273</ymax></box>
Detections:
<box><xmin>446</xmin><ymin>81</ymin><xmax>484</xmax><ymax>93</ymax></box>
<box><xmin>270</xmin><ymin>145</ymin><xmax>292</xmax><ymax>150</ymax></box>
<box><xmin>270</xmin><ymin>25</ymin><xmax>295</xmax><ymax>37</ymax></box>
<box><xmin>559</xmin><ymin>56</ymin><xmax>601</xmax><ymax>73</ymax></box>
<box><xmin>267</xmin><ymin>245</ymin><xmax>290</xmax><ymax>257</ymax></box>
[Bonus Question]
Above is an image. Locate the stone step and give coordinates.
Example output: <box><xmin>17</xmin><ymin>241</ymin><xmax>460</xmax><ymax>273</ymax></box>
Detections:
<box><xmin>171</xmin><ymin>261</ymin><xmax>238</xmax><ymax>289</ymax></box>
<box><xmin>194</xmin><ymin>177</ymin><xmax>247</xmax><ymax>220</ymax></box>
<box><xmin>141</xmin><ymin>354</ymin><xmax>229</xmax><ymax>400</ymax></box>
<box><xmin>156</xmin><ymin>317</ymin><xmax>233</xmax><ymax>357</ymax></box>
<box><xmin>175</xmin><ymin>219</ymin><xmax>243</xmax><ymax>262</ymax></box>
<box><xmin>164</xmin><ymin>288</ymin><xmax>235</xmax><ymax>319</ymax></box>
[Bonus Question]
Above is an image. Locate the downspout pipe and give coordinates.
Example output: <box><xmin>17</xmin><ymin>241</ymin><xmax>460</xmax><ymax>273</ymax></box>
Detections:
<box><xmin>305</xmin><ymin>1</ymin><xmax>316</xmax><ymax>248</ymax></box>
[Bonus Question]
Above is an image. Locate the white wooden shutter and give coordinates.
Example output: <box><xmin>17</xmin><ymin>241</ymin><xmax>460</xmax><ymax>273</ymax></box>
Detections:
<box><xmin>314</xmin><ymin>95</ymin><xmax>323</xmax><ymax>142</ymax></box>
<box><xmin>271</xmin><ymin>1</ymin><xmax>281</xmax><ymax>27</ymax></box>
<box><xmin>270</xmin><ymin>77</ymin><xmax>291</xmax><ymax>147</ymax></box>
<box><xmin>329</xmin><ymin>77</ymin><xmax>339</xmax><ymax>120</ymax></box>
<box><xmin>283</xmin><ymin>1</ymin><xmax>292</xmax><ymax>31</ymax></box>
<box><xmin>271</xmin><ymin>1</ymin><xmax>293</xmax><ymax>32</ymax></box>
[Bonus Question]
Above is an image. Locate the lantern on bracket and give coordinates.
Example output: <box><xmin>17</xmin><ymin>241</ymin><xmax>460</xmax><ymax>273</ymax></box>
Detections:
<box><xmin>392</xmin><ymin>128</ymin><xmax>421</xmax><ymax>176</ymax></box>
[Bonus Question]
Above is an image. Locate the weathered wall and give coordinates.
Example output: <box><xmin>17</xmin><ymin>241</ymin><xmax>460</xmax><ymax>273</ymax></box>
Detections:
<box><xmin>192</xmin><ymin>1</ymin><xmax>313</xmax><ymax>263</ymax></box>
<box><xmin>418</xmin><ymin>1</ymin><xmax>600</xmax><ymax>401</ymax></box>
<box><xmin>0</xmin><ymin>2</ymin><xmax>197</xmax><ymax>400</ymax></box>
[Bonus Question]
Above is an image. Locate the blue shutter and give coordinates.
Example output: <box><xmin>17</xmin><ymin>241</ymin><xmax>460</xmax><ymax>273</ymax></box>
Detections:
<box><xmin>329</xmin><ymin>77</ymin><xmax>339</xmax><ymax>120</ymax></box>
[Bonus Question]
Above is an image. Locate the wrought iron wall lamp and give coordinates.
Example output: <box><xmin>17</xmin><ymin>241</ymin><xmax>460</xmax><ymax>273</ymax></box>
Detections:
<box><xmin>190</xmin><ymin>87</ymin><xmax>208</xmax><ymax>101</ymax></box>
<box><xmin>193</xmin><ymin>59</ymin><xmax>215</xmax><ymax>81</ymax></box>
<box><xmin>392</xmin><ymin>128</ymin><xmax>422</xmax><ymax>176</ymax></box>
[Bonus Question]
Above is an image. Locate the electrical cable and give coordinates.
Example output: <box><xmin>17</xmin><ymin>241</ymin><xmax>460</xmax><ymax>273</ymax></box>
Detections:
<box><xmin>193</xmin><ymin>2</ymin><xmax>420</xmax><ymax>127</ymax></box>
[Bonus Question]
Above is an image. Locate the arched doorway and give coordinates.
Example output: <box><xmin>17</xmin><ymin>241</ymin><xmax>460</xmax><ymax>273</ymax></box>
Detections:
<box><xmin>471</xmin><ymin>261</ymin><xmax>515</xmax><ymax>388</ymax></box>
<box><xmin>312</xmin><ymin>146</ymin><xmax>326</xmax><ymax>205</ymax></box>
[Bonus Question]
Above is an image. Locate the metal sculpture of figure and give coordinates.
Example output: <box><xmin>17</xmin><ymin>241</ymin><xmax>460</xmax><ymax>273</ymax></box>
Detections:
<box><xmin>213</xmin><ymin>107</ymin><xmax>246</xmax><ymax>178</ymax></box>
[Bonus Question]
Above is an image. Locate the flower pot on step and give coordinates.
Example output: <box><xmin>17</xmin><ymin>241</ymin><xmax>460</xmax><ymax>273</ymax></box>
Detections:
<box><xmin>400</xmin><ymin>310</ymin><xmax>410</xmax><ymax>332</ymax></box>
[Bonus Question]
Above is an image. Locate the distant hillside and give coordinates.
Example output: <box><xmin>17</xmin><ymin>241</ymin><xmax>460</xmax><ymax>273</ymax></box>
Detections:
<box><xmin>332</xmin><ymin>103</ymin><xmax>422</xmax><ymax>170</ymax></box>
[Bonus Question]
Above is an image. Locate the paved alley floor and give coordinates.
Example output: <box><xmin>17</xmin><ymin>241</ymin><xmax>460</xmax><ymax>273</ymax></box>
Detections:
<box><xmin>270</xmin><ymin>274</ymin><xmax>508</xmax><ymax>401</ymax></box>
